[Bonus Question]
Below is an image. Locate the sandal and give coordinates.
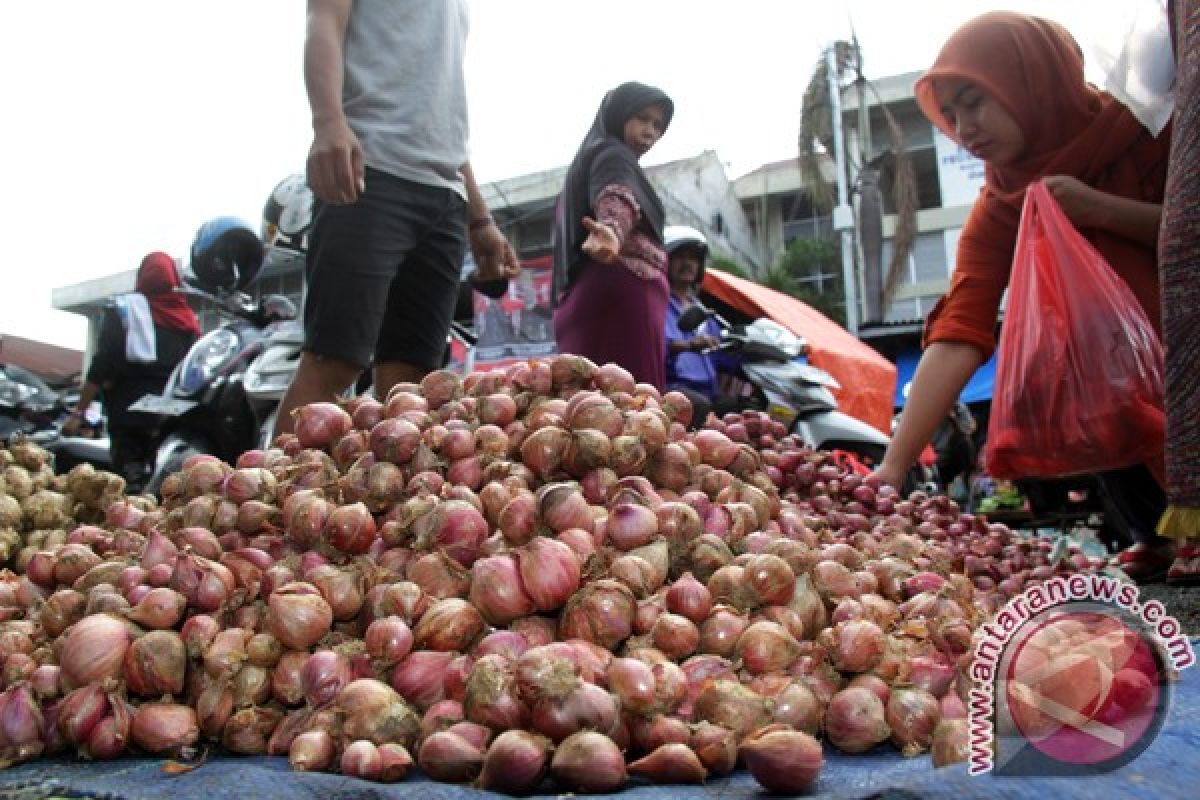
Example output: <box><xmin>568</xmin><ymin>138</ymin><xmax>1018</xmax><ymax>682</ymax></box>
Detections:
<box><xmin>1110</xmin><ymin>543</ymin><xmax>1157</xmax><ymax>566</ymax></box>
<box><xmin>1117</xmin><ymin>547</ymin><xmax>1173</xmax><ymax>584</ymax></box>
<box><xmin>1166</xmin><ymin>546</ymin><xmax>1200</xmax><ymax>587</ymax></box>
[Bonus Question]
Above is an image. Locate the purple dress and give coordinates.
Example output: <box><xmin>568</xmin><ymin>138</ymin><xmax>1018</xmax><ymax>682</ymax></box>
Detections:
<box><xmin>554</xmin><ymin>259</ymin><xmax>669</xmax><ymax>390</ymax></box>
<box><xmin>553</xmin><ymin>184</ymin><xmax>669</xmax><ymax>389</ymax></box>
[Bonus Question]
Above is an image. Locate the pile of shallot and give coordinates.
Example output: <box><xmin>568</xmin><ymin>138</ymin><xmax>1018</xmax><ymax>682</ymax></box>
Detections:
<box><xmin>0</xmin><ymin>355</ymin><xmax>1103</xmax><ymax>793</ymax></box>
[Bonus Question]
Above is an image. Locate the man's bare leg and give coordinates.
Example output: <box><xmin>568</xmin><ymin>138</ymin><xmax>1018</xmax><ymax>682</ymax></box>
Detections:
<box><xmin>272</xmin><ymin>352</ymin><xmax>362</xmax><ymax>439</ymax></box>
<box><xmin>373</xmin><ymin>361</ymin><xmax>427</xmax><ymax>404</ymax></box>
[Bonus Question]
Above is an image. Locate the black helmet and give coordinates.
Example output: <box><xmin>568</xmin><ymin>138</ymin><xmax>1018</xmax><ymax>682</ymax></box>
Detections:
<box><xmin>664</xmin><ymin>225</ymin><xmax>708</xmax><ymax>285</ymax></box>
<box><xmin>189</xmin><ymin>217</ymin><xmax>265</xmax><ymax>291</ymax></box>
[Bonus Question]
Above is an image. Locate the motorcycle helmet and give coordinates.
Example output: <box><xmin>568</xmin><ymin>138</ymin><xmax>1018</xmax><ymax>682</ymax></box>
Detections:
<box><xmin>262</xmin><ymin>173</ymin><xmax>315</xmax><ymax>253</ymax></box>
<box><xmin>189</xmin><ymin>216</ymin><xmax>265</xmax><ymax>291</ymax></box>
<box><xmin>663</xmin><ymin>225</ymin><xmax>708</xmax><ymax>285</ymax></box>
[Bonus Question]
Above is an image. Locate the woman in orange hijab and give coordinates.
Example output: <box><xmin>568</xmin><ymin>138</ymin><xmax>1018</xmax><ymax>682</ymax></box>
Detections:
<box><xmin>872</xmin><ymin>12</ymin><xmax>1174</xmax><ymax>580</ymax></box>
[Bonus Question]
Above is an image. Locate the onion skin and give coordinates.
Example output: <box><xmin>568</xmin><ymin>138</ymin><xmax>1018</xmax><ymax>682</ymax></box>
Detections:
<box><xmin>931</xmin><ymin>718</ymin><xmax>971</xmax><ymax>767</ymax></box>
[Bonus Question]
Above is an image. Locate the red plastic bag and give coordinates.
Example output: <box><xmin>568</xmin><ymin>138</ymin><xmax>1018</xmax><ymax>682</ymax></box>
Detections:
<box><xmin>984</xmin><ymin>181</ymin><xmax>1165</xmax><ymax>479</ymax></box>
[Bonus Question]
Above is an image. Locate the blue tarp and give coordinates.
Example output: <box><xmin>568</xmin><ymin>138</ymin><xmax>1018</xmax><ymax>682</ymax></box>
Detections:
<box><xmin>3</xmin><ymin>642</ymin><xmax>1197</xmax><ymax>800</ymax></box>
<box><xmin>893</xmin><ymin>348</ymin><xmax>997</xmax><ymax>408</ymax></box>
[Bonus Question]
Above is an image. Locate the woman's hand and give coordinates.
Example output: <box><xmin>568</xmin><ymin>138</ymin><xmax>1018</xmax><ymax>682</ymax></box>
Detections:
<box><xmin>1043</xmin><ymin>175</ymin><xmax>1106</xmax><ymax>229</ymax></box>
<box><xmin>580</xmin><ymin>216</ymin><xmax>620</xmax><ymax>263</ymax></box>
<box><xmin>61</xmin><ymin>413</ymin><xmax>83</xmax><ymax>437</ymax></box>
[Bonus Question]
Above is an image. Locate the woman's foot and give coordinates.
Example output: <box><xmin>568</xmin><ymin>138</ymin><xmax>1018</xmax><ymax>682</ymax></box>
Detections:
<box><xmin>1166</xmin><ymin>542</ymin><xmax>1200</xmax><ymax>587</ymax></box>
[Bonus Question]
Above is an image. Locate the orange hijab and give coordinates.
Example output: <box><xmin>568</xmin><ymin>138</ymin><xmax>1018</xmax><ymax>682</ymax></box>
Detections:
<box><xmin>915</xmin><ymin>12</ymin><xmax>1170</xmax><ymax>327</ymax></box>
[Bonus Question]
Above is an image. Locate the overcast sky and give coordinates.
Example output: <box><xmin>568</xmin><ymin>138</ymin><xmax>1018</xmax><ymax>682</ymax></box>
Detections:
<box><xmin>0</xmin><ymin>1</ymin><xmax>1147</xmax><ymax>351</ymax></box>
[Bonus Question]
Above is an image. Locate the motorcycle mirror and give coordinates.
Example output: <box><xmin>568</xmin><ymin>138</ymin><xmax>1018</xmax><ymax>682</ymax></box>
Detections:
<box><xmin>678</xmin><ymin>305</ymin><xmax>709</xmax><ymax>333</ymax></box>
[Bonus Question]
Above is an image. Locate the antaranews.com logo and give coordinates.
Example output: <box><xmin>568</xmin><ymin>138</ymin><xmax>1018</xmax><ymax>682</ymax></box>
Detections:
<box><xmin>967</xmin><ymin>573</ymin><xmax>1195</xmax><ymax>776</ymax></box>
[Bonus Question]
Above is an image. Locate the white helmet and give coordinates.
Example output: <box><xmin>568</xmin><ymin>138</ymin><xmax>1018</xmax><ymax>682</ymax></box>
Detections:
<box><xmin>262</xmin><ymin>173</ymin><xmax>315</xmax><ymax>253</ymax></box>
<box><xmin>663</xmin><ymin>225</ymin><xmax>708</xmax><ymax>257</ymax></box>
<box><xmin>664</xmin><ymin>225</ymin><xmax>708</xmax><ymax>284</ymax></box>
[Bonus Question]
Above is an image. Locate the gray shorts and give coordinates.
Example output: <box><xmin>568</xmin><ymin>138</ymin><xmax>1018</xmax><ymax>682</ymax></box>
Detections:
<box><xmin>304</xmin><ymin>168</ymin><xmax>467</xmax><ymax>370</ymax></box>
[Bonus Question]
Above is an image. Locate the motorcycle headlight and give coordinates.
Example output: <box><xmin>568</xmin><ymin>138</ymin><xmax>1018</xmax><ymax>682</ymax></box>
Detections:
<box><xmin>0</xmin><ymin>379</ymin><xmax>34</xmax><ymax>408</ymax></box>
<box><xmin>176</xmin><ymin>329</ymin><xmax>241</xmax><ymax>396</ymax></box>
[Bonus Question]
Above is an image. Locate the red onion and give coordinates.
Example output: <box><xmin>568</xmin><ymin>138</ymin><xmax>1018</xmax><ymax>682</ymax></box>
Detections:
<box><xmin>392</xmin><ymin>650</ymin><xmax>455</xmax><ymax>710</ymax></box>
<box><xmin>665</xmin><ymin>572</ymin><xmax>713</xmax><ymax>624</ymax></box>
<box><xmin>558</xmin><ymin>580</ymin><xmax>635</xmax><ymax>650</ymax></box>
<box><xmin>550</xmin><ymin>730</ymin><xmax>626</xmax><ymax>793</ymax></box>
<box><xmin>124</xmin><ymin>587</ymin><xmax>187</xmax><ymax>630</ymax></box>
<box><xmin>735</xmin><ymin>621</ymin><xmax>801</xmax><ymax>675</ymax></box>
<box><xmin>772</xmin><ymin>681</ymin><xmax>823</xmax><ymax>734</ymax></box>
<box><xmin>694</xmin><ymin>679</ymin><xmax>771</xmax><ymax>739</ymax></box>
<box><xmin>266</xmin><ymin>582</ymin><xmax>333</xmax><ymax>651</ymax></box>
<box><xmin>301</xmin><ymin>650</ymin><xmax>351</xmax><ymax>708</ymax></box>
<box><xmin>288</xmin><ymin>728</ymin><xmax>336</xmax><ymax>772</ymax></box>
<box><xmin>886</xmin><ymin>687</ymin><xmax>942</xmax><ymax>756</ymax></box>
<box><xmin>337</xmin><ymin>678</ymin><xmax>419</xmax><ymax>748</ymax></box>
<box><xmin>0</xmin><ymin>684</ymin><xmax>44</xmax><ymax>764</ymax></box>
<box><xmin>125</xmin><ymin>630</ymin><xmax>186</xmax><ymax>698</ymax></box>
<box><xmin>464</xmin><ymin>654</ymin><xmax>528</xmax><ymax>732</ymax></box>
<box><xmin>336</xmin><ymin>739</ymin><xmax>382</xmax><ymax>781</ymax></box>
<box><xmin>529</xmin><ymin>681</ymin><xmax>616</xmax><ymax>743</ymax></box>
<box><xmin>517</xmin><ymin>536</ymin><xmax>581</xmax><ymax>612</ymax></box>
<box><xmin>59</xmin><ymin>614</ymin><xmax>131</xmax><ymax>689</ymax></box>
<box><xmin>689</xmin><ymin>721</ymin><xmax>737</xmax><ymax>775</ymax></box>
<box><xmin>418</xmin><ymin>729</ymin><xmax>485</xmax><ymax>783</ymax></box>
<box><xmin>826</xmin><ymin>686</ymin><xmax>891</xmax><ymax>753</ymax></box>
<box><xmin>629</xmin><ymin>743</ymin><xmax>708</xmax><ymax>784</ymax></box>
<box><xmin>363</xmin><ymin>616</ymin><xmax>413</xmax><ymax>666</ymax></box>
<box><xmin>478</xmin><ymin>729</ymin><xmax>551</xmax><ymax>793</ymax></box>
<box><xmin>931</xmin><ymin>718</ymin><xmax>970</xmax><ymax>767</ymax></box>
<box><xmin>293</xmin><ymin>402</ymin><xmax>352</xmax><ymax>448</ymax></box>
<box><xmin>740</xmin><ymin>727</ymin><xmax>824</xmax><ymax>794</ymax></box>
<box><xmin>130</xmin><ymin>703</ymin><xmax>198</xmax><ymax>755</ymax></box>
<box><xmin>412</xmin><ymin>598</ymin><xmax>485</xmax><ymax>652</ymax></box>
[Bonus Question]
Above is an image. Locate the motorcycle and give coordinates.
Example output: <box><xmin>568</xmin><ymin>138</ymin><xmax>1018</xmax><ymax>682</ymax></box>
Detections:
<box><xmin>132</xmin><ymin>217</ymin><xmax>300</xmax><ymax>495</ymax></box>
<box><xmin>1</xmin><ymin>363</ymin><xmax>112</xmax><ymax>471</ymax></box>
<box><xmin>677</xmin><ymin>303</ymin><xmax>892</xmax><ymax>466</ymax></box>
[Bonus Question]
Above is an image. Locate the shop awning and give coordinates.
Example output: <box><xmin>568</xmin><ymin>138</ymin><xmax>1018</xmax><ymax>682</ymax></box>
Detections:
<box><xmin>700</xmin><ymin>269</ymin><xmax>897</xmax><ymax>434</ymax></box>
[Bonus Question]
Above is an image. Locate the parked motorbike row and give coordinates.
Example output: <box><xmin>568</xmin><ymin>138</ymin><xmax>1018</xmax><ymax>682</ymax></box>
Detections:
<box><xmin>11</xmin><ymin>175</ymin><xmax>895</xmax><ymax>498</ymax></box>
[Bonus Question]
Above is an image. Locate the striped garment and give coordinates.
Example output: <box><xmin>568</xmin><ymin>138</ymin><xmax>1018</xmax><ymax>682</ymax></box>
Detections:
<box><xmin>1158</xmin><ymin>0</ymin><xmax>1200</xmax><ymax>536</ymax></box>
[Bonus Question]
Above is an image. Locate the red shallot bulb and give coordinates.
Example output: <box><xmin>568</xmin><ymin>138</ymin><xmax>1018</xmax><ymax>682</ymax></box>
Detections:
<box><xmin>289</xmin><ymin>729</ymin><xmax>336</xmax><ymax>772</ymax></box>
<box><xmin>266</xmin><ymin>582</ymin><xmax>333</xmax><ymax>651</ymax></box>
<box><xmin>629</xmin><ymin>743</ymin><xmax>708</xmax><ymax>784</ymax></box>
<box><xmin>826</xmin><ymin>686</ymin><xmax>891</xmax><ymax>753</ymax></box>
<box><xmin>342</xmin><ymin>739</ymin><xmax>384</xmax><ymax>781</ymax></box>
<box><xmin>739</xmin><ymin>727</ymin><xmax>824</xmax><ymax>794</ymax></box>
<box><xmin>478</xmin><ymin>729</ymin><xmax>552</xmax><ymax>794</ymax></box>
<box><xmin>550</xmin><ymin>731</ymin><xmax>626</xmax><ymax>794</ymax></box>
<box><xmin>418</xmin><ymin>729</ymin><xmax>485</xmax><ymax>783</ymax></box>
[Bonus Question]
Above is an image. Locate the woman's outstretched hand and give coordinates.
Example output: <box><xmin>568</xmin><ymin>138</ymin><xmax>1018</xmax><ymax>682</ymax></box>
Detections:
<box><xmin>580</xmin><ymin>216</ymin><xmax>620</xmax><ymax>263</ymax></box>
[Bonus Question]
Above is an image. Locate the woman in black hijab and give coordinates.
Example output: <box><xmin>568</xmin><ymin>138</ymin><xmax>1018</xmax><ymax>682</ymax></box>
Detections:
<box><xmin>552</xmin><ymin>81</ymin><xmax>674</xmax><ymax>389</ymax></box>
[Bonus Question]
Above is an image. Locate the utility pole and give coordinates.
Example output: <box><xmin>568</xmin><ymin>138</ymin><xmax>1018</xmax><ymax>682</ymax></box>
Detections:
<box><xmin>826</xmin><ymin>45</ymin><xmax>859</xmax><ymax>335</ymax></box>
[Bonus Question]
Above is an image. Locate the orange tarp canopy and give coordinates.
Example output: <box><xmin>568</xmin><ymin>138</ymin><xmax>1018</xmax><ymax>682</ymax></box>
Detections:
<box><xmin>700</xmin><ymin>269</ymin><xmax>896</xmax><ymax>434</ymax></box>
